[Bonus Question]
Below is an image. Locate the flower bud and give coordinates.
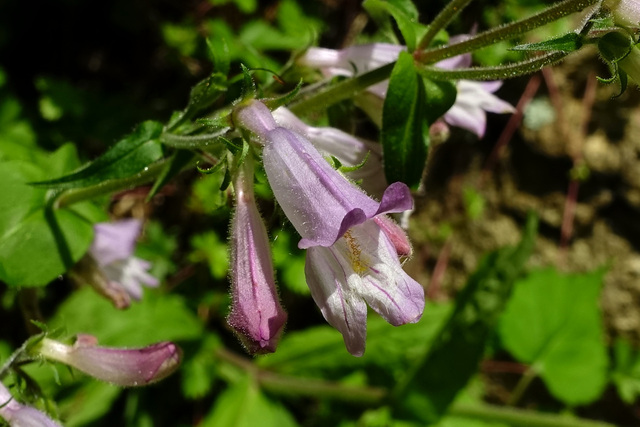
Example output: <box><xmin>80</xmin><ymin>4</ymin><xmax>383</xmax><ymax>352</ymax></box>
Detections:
<box><xmin>228</xmin><ymin>159</ymin><xmax>287</xmax><ymax>354</ymax></box>
<box><xmin>37</xmin><ymin>335</ymin><xmax>181</xmax><ymax>387</ymax></box>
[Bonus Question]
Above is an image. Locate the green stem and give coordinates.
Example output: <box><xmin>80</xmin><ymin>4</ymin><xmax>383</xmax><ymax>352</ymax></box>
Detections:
<box><xmin>507</xmin><ymin>365</ymin><xmax>538</xmax><ymax>406</ymax></box>
<box><xmin>214</xmin><ymin>348</ymin><xmax>386</xmax><ymax>405</ymax></box>
<box><xmin>54</xmin><ymin>160</ymin><xmax>169</xmax><ymax>208</ymax></box>
<box><xmin>415</xmin><ymin>0</ymin><xmax>599</xmax><ymax>64</ymax></box>
<box><xmin>417</xmin><ymin>0</ymin><xmax>475</xmax><ymax>51</ymax></box>
<box><xmin>419</xmin><ymin>51</ymin><xmax>568</xmax><ymax>80</ymax></box>
<box><xmin>449</xmin><ymin>403</ymin><xmax>616</xmax><ymax>427</ymax></box>
<box><xmin>160</xmin><ymin>129</ymin><xmax>229</xmax><ymax>149</ymax></box>
<box><xmin>288</xmin><ymin>63</ymin><xmax>395</xmax><ymax>116</ymax></box>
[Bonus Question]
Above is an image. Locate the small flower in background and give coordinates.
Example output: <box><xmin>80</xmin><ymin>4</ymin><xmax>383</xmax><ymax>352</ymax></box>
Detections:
<box><xmin>299</xmin><ymin>41</ymin><xmax>515</xmax><ymax>138</ymax></box>
<box><xmin>234</xmin><ymin>100</ymin><xmax>425</xmax><ymax>355</ymax></box>
<box><xmin>37</xmin><ymin>335</ymin><xmax>181</xmax><ymax>387</ymax></box>
<box><xmin>273</xmin><ymin>106</ymin><xmax>388</xmax><ymax>196</ymax></box>
<box><xmin>0</xmin><ymin>382</ymin><xmax>62</xmax><ymax>427</ymax></box>
<box><xmin>228</xmin><ymin>157</ymin><xmax>287</xmax><ymax>354</ymax></box>
<box><xmin>71</xmin><ymin>219</ymin><xmax>158</xmax><ymax>309</ymax></box>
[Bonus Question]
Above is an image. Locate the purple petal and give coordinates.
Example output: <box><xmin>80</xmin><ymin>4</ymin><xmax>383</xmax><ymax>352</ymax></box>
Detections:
<box><xmin>304</xmin><ymin>219</ymin><xmax>425</xmax><ymax>356</ymax></box>
<box><xmin>261</xmin><ymin>127</ymin><xmax>412</xmax><ymax>248</ymax></box>
<box><xmin>90</xmin><ymin>219</ymin><xmax>142</xmax><ymax>266</ymax></box>
<box><xmin>0</xmin><ymin>384</ymin><xmax>61</xmax><ymax>427</ymax></box>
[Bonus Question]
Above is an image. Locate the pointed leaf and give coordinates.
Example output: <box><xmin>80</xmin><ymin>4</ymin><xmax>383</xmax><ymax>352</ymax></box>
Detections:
<box><xmin>511</xmin><ymin>32</ymin><xmax>583</xmax><ymax>52</ymax></box>
<box><xmin>381</xmin><ymin>51</ymin><xmax>429</xmax><ymax>188</ymax></box>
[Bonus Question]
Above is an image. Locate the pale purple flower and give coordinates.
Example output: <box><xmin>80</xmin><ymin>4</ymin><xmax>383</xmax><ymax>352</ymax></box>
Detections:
<box><xmin>234</xmin><ymin>100</ymin><xmax>424</xmax><ymax>355</ymax></box>
<box><xmin>272</xmin><ymin>106</ymin><xmax>388</xmax><ymax>196</ymax></box>
<box><xmin>0</xmin><ymin>382</ymin><xmax>62</xmax><ymax>427</ymax></box>
<box><xmin>87</xmin><ymin>219</ymin><xmax>159</xmax><ymax>307</ymax></box>
<box><xmin>228</xmin><ymin>158</ymin><xmax>287</xmax><ymax>354</ymax></box>
<box><xmin>604</xmin><ymin>0</ymin><xmax>640</xmax><ymax>27</ymax></box>
<box><xmin>299</xmin><ymin>42</ymin><xmax>515</xmax><ymax>138</ymax></box>
<box><xmin>37</xmin><ymin>335</ymin><xmax>181</xmax><ymax>387</ymax></box>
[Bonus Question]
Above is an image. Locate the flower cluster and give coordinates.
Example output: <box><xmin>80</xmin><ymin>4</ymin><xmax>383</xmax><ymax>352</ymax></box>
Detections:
<box><xmin>231</xmin><ymin>100</ymin><xmax>425</xmax><ymax>356</ymax></box>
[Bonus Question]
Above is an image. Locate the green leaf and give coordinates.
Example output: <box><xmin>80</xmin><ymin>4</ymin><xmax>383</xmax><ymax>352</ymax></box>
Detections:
<box><xmin>422</xmin><ymin>76</ymin><xmax>456</xmax><ymax>124</ymax></box>
<box><xmin>50</xmin><ymin>288</ymin><xmax>203</xmax><ymax>346</ymax></box>
<box><xmin>31</xmin><ymin>121</ymin><xmax>163</xmax><ymax>189</ymax></box>
<box><xmin>396</xmin><ymin>214</ymin><xmax>538</xmax><ymax>424</ymax></box>
<box><xmin>499</xmin><ymin>268</ymin><xmax>608</xmax><ymax>405</ymax></box>
<box><xmin>0</xmin><ymin>161</ymin><xmax>94</xmax><ymax>287</ymax></box>
<box><xmin>181</xmin><ymin>334</ymin><xmax>222</xmax><ymax>399</ymax></box>
<box><xmin>612</xmin><ymin>338</ymin><xmax>640</xmax><ymax>404</ymax></box>
<box><xmin>381</xmin><ymin>51</ymin><xmax>429</xmax><ymax>188</ymax></box>
<box><xmin>207</xmin><ymin>37</ymin><xmax>231</xmax><ymax>76</ymax></box>
<box><xmin>511</xmin><ymin>32</ymin><xmax>583</xmax><ymax>52</ymax></box>
<box><xmin>202</xmin><ymin>375</ymin><xmax>299</xmax><ymax>427</ymax></box>
<box><xmin>190</xmin><ymin>232</ymin><xmax>229</xmax><ymax>280</ymax></box>
<box><xmin>59</xmin><ymin>382</ymin><xmax>122</xmax><ymax>427</ymax></box>
<box><xmin>363</xmin><ymin>0</ymin><xmax>421</xmax><ymax>51</ymax></box>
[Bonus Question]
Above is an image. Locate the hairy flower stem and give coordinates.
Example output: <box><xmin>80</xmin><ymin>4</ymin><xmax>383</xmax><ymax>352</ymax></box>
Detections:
<box><xmin>416</xmin><ymin>0</ymin><xmax>599</xmax><ymax>64</ymax></box>
<box><xmin>419</xmin><ymin>51</ymin><xmax>568</xmax><ymax>81</ymax></box>
<box><xmin>288</xmin><ymin>63</ymin><xmax>395</xmax><ymax>116</ymax></box>
<box><xmin>417</xmin><ymin>0</ymin><xmax>474</xmax><ymax>51</ymax></box>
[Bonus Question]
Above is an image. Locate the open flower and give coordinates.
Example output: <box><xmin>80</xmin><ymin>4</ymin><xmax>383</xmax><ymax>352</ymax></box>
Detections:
<box><xmin>299</xmin><ymin>41</ymin><xmax>515</xmax><ymax>138</ymax></box>
<box><xmin>73</xmin><ymin>219</ymin><xmax>159</xmax><ymax>309</ymax></box>
<box><xmin>0</xmin><ymin>382</ymin><xmax>62</xmax><ymax>427</ymax></box>
<box><xmin>234</xmin><ymin>100</ymin><xmax>424</xmax><ymax>355</ymax></box>
<box><xmin>37</xmin><ymin>335</ymin><xmax>181</xmax><ymax>387</ymax></box>
<box><xmin>228</xmin><ymin>158</ymin><xmax>287</xmax><ymax>354</ymax></box>
<box><xmin>273</xmin><ymin>106</ymin><xmax>387</xmax><ymax>196</ymax></box>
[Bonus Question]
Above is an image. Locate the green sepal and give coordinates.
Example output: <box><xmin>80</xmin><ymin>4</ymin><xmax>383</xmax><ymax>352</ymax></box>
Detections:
<box><xmin>241</xmin><ymin>64</ymin><xmax>257</xmax><ymax>100</ymax></box>
<box><xmin>262</xmin><ymin>79</ymin><xmax>303</xmax><ymax>110</ymax></box>
<box><xmin>511</xmin><ymin>32</ymin><xmax>583</xmax><ymax>52</ymax></box>
<box><xmin>598</xmin><ymin>31</ymin><xmax>634</xmax><ymax>63</ymax></box>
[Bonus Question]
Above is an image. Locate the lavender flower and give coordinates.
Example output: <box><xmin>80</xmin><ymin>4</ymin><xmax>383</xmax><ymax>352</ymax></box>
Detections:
<box><xmin>299</xmin><ymin>42</ymin><xmax>515</xmax><ymax>138</ymax></box>
<box><xmin>78</xmin><ymin>219</ymin><xmax>158</xmax><ymax>308</ymax></box>
<box><xmin>234</xmin><ymin>100</ymin><xmax>424</xmax><ymax>355</ymax></box>
<box><xmin>228</xmin><ymin>158</ymin><xmax>287</xmax><ymax>354</ymax></box>
<box><xmin>272</xmin><ymin>106</ymin><xmax>388</xmax><ymax>196</ymax></box>
<box><xmin>0</xmin><ymin>382</ymin><xmax>62</xmax><ymax>427</ymax></box>
<box><xmin>37</xmin><ymin>335</ymin><xmax>181</xmax><ymax>387</ymax></box>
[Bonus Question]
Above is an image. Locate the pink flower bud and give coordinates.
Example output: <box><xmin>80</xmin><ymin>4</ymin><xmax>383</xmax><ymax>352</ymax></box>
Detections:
<box><xmin>228</xmin><ymin>159</ymin><xmax>287</xmax><ymax>354</ymax></box>
<box><xmin>37</xmin><ymin>335</ymin><xmax>181</xmax><ymax>387</ymax></box>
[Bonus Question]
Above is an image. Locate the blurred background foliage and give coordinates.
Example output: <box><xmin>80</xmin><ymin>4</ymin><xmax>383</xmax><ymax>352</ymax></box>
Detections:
<box><xmin>2</xmin><ymin>0</ymin><xmax>640</xmax><ymax>426</ymax></box>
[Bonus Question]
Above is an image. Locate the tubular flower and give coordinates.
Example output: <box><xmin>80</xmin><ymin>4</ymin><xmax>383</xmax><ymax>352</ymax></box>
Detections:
<box><xmin>37</xmin><ymin>335</ymin><xmax>181</xmax><ymax>387</ymax></box>
<box><xmin>272</xmin><ymin>106</ymin><xmax>387</xmax><ymax>196</ymax></box>
<box><xmin>0</xmin><ymin>383</ymin><xmax>62</xmax><ymax>427</ymax></box>
<box><xmin>299</xmin><ymin>42</ymin><xmax>515</xmax><ymax>138</ymax></box>
<box><xmin>620</xmin><ymin>46</ymin><xmax>640</xmax><ymax>85</ymax></box>
<box><xmin>234</xmin><ymin>100</ymin><xmax>424</xmax><ymax>355</ymax></box>
<box><xmin>81</xmin><ymin>219</ymin><xmax>159</xmax><ymax>308</ymax></box>
<box><xmin>228</xmin><ymin>158</ymin><xmax>287</xmax><ymax>354</ymax></box>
